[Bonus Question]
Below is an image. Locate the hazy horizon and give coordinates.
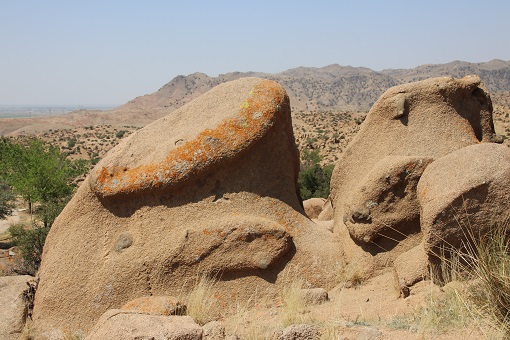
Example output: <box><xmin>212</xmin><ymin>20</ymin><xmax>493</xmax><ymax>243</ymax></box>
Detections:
<box><xmin>2</xmin><ymin>0</ymin><xmax>509</xmax><ymax>106</ymax></box>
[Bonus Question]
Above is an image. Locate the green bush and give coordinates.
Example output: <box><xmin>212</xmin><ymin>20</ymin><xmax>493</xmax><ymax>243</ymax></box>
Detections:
<box><xmin>116</xmin><ymin>130</ymin><xmax>127</xmax><ymax>138</ymax></box>
<box><xmin>298</xmin><ymin>150</ymin><xmax>334</xmax><ymax>200</ymax></box>
<box><xmin>0</xmin><ymin>137</ymin><xmax>88</xmax><ymax>274</ymax></box>
<box><xmin>67</xmin><ymin>138</ymin><xmax>76</xmax><ymax>148</ymax></box>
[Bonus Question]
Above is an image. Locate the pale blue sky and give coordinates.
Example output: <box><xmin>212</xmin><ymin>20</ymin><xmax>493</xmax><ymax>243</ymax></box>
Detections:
<box><xmin>1</xmin><ymin>0</ymin><xmax>509</xmax><ymax>105</ymax></box>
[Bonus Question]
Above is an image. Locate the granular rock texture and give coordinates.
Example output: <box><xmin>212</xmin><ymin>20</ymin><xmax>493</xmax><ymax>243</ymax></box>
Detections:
<box><xmin>275</xmin><ymin>324</ymin><xmax>321</xmax><ymax>339</ymax></box>
<box><xmin>121</xmin><ymin>295</ymin><xmax>185</xmax><ymax>316</ymax></box>
<box><xmin>418</xmin><ymin>143</ymin><xmax>510</xmax><ymax>259</ymax></box>
<box><xmin>31</xmin><ymin>78</ymin><xmax>340</xmax><ymax>338</ymax></box>
<box><xmin>0</xmin><ymin>275</ymin><xmax>32</xmax><ymax>340</ymax></box>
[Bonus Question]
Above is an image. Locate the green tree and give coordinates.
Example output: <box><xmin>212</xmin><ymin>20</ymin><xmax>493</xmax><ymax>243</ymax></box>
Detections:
<box><xmin>0</xmin><ymin>138</ymin><xmax>87</xmax><ymax>215</ymax></box>
<box><xmin>0</xmin><ymin>137</ymin><xmax>88</xmax><ymax>274</ymax></box>
<box><xmin>0</xmin><ymin>177</ymin><xmax>15</xmax><ymax>219</ymax></box>
<box><xmin>298</xmin><ymin>150</ymin><xmax>334</xmax><ymax>200</ymax></box>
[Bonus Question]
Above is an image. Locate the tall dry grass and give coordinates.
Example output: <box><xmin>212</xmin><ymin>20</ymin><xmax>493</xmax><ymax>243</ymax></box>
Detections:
<box><xmin>184</xmin><ymin>274</ymin><xmax>218</xmax><ymax>326</ymax></box>
<box><xmin>456</xmin><ymin>221</ymin><xmax>510</xmax><ymax>336</ymax></box>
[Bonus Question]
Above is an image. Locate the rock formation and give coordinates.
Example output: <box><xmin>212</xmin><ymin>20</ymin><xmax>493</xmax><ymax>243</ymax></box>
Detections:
<box><xmin>86</xmin><ymin>312</ymin><xmax>203</xmax><ymax>340</ymax></box>
<box><xmin>330</xmin><ymin>75</ymin><xmax>501</xmax><ymax>233</ymax></box>
<box><xmin>28</xmin><ymin>75</ymin><xmax>509</xmax><ymax>338</ymax></box>
<box><xmin>31</xmin><ymin>78</ymin><xmax>340</xmax><ymax>338</ymax></box>
<box><xmin>327</xmin><ymin>75</ymin><xmax>504</xmax><ymax>285</ymax></box>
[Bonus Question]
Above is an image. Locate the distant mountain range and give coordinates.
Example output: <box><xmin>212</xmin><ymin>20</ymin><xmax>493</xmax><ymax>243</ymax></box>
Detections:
<box><xmin>113</xmin><ymin>59</ymin><xmax>510</xmax><ymax>118</ymax></box>
<box><xmin>2</xmin><ymin>59</ymin><xmax>510</xmax><ymax>136</ymax></box>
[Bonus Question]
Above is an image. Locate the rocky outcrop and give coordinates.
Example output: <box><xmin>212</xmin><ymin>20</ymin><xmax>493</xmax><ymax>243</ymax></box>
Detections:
<box><xmin>328</xmin><ymin>76</ymin><xmax>505</xmax><ymax>288</ymax></box>
<box><xmin>31</xmin><ymin>78</ymin><xmax>340</xmax><ymax>337</ymax></box>
<box><xmin>331</xmin><ymin>76</ymin><xmax>501</xmax><ymax>237</ymax></box>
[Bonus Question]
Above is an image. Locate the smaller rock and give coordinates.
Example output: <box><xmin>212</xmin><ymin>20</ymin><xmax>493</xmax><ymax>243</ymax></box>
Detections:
<box><xmin>86</xmin><ymin>310</ymin><xmax>202</xmax><ymax>340</ymax></box>
<box><xmin>202</xmin><ymin>320</ymin><xmax>225</xmax><ymax>339</ymax></box>
<box><xmin>303</xmin><ymin>198</ymin><xmax>326</xmax><ymax>219</ymax></box>
<box><xmin>121</xmin><ymin>295</ymin><xmax>186</xmax><ymax>316</ymax></box>
<box><xmin>393</xmin><ymin>244</ymin><xmax>429</xmax><ymax>297</ymax></box>
<box><xmin>317</xmin><ymin>199</ymin><xmax>334</xmax><ymax>221</ymax></box>
<box><xmin>276</xmin><ymin>324</ymin><xmax>321</xmax><ymax>339</ymax></box>
<box><xmin>0</xmin><ymin>275</ymin><xmax>34</xmax><ymax>340</ymax></box>
<box><xmin>357</xmin><ymin>327</ymin><xmax>383</xmax><ymax>340</ymax></box>
<box><xmin>299</xmin><ymin>288</ymin><xmax>329</xmax><ymax>305</ymax></box>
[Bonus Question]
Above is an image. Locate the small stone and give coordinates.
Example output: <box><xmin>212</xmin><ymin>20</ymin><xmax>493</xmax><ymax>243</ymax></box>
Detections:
<box><xmin>114</xmin><ymin>233</ymin><xmax>133</xmax><ymax>252</ymax></box>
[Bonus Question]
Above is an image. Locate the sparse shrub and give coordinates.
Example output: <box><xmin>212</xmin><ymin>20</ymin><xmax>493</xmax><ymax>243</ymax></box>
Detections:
<box><xmin>9</xmin><ymin>222</ymin><xmax>50</xmax><ymax>275</ymax></box>
<box><xmin>116</xmin><ymin>130</ymin><xmax>127</xmax><ymax>138</ymax></box>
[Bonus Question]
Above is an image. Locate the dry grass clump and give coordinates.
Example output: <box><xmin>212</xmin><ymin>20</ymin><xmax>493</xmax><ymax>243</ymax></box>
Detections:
<box><xmin>335</xmin><ymin>259</ymin><xmax>365</xmax><ymax>288</ymax></box>
<box><xmin>412</xmin><ymin>218</ymin><xmax>510</xmax><ymax>337</ymax></box>
<box><xmin>280</xmin><ymin>278</ymin><xmax>308</xmax><ymax>327</ymax></box>
<box><xmin>184</xmin><ymin>275</ymin><xmax>218</xmax><ymax>326</ymax></box>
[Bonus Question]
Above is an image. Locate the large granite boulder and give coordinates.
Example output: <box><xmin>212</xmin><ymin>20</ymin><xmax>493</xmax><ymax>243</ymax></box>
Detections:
<box><xmin>418</xmin><ymin>143</ymin><xmax>510</xmax><ymax>259</ymax></box>
<box><xmin>327</xmin><ymin>76</ymin><xmax>502</xmax><ymax>286</ymax></box>
<box><xmin>32</xmin><ymin>78</ymin><xmax>340</xmax><ymax>338</ymax></box>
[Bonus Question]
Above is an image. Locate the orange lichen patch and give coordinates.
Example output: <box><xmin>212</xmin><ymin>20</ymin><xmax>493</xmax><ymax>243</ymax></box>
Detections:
<box><xmin>92</xmin><ymin>80</ymin><xmax>287</xmax><ymax>197</ymax></box>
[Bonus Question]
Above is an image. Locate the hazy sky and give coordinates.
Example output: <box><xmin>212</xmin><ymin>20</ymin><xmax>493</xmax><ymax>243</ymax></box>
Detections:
<box><xmin>1</xmin><ymin>0</ymin><xmax>509</xmax><ymax>106</ymax></box>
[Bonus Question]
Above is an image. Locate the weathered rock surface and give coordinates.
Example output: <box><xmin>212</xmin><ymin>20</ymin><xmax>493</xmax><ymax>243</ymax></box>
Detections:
<box><xmin>303</xmin><ymin>197</ymin><xmax>326</xmax><ymax>219</ymax></box>
<box><xmin>344</xmin><ymin>156</ymin><xmax>432</xmax><ymax>246</ymax></box>
<box><xmin>393</xmin><ymin>244</ymin><xmax>429</xmax><ymax>296</ymax></box>
<box><xmin>0</xmin><ymin>275</ymin><xmax>32</xmax><ymax>340</ymax></box>
<box><xmin>202</xmin><ymin>320</ymin><xmax>226</xmax><ymax>339</ymax></box>
<box><xmin>85</xmin><ymin>310</ymin><xmax>202</xmax><ymax>340</ymax></box>
<box><xmin>32</xmin><ymin>78</ymin><xmax>340</xmax><ymax>337</ymax></box>
<box><xmin>418</xmin><ymin>143</ymin><xmax>510</xmax><ymax>258</ymax></box>
<box><xmin>328</xmin><ymin>75</ymin><xmax>502</xmax><ymax>279</ymax></box>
